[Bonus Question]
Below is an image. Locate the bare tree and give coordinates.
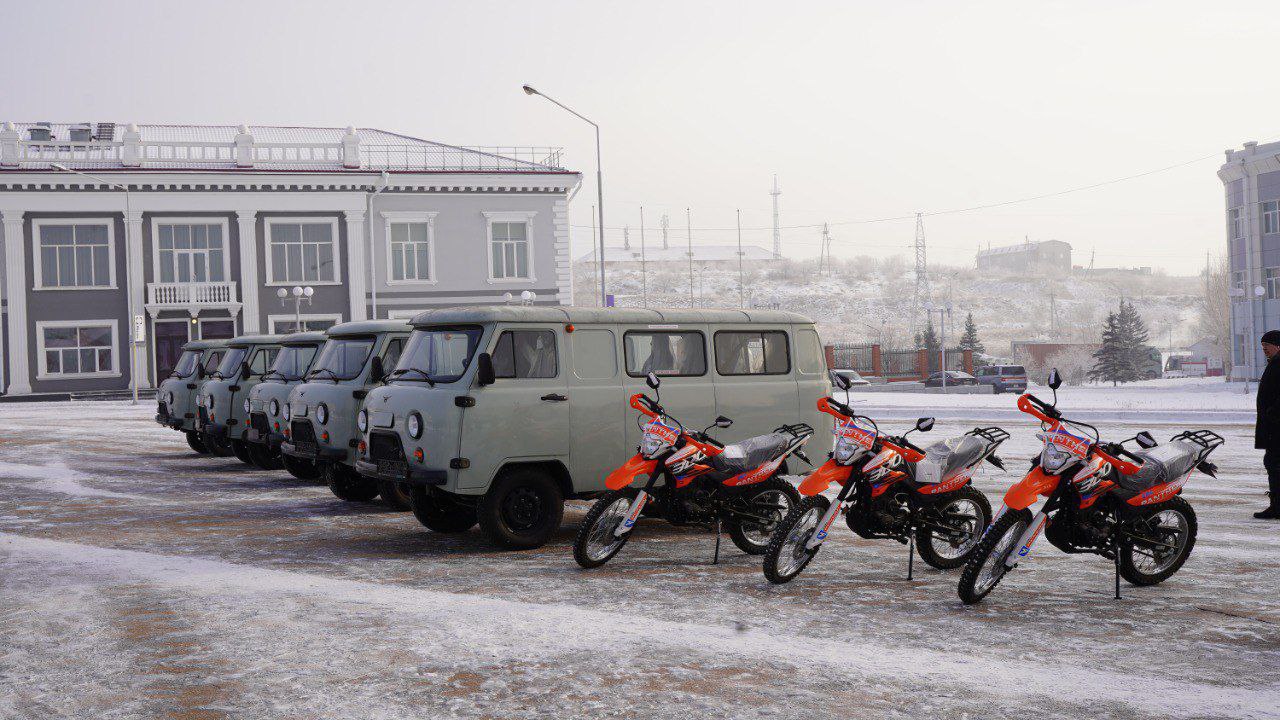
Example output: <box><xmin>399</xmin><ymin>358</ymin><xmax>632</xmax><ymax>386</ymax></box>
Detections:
<box><xmin>1196</xmin><ymin>254</ymin><xmax>1232</xmax><ymax>375</ymax></box>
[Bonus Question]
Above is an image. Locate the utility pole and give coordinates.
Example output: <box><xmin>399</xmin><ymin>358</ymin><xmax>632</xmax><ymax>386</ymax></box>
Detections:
<box><xmin>639</xmin><ymin>207</ymin><xmax>648</xmax><ymax>308</ymax></box>
<box><xmin>771</xmin><ymin>175</ymin><xmax>782</xmax><ymax>259</ymax></box>
<box><xmin>660</xmin><ymin>213</ymin><xmax>670</xmax><ymax>251</ymax></box>
<box><xmin>1049</xmin><ymin>292</ymin><xmax>1056</xmax><ymax>334</ymax></box>
<box><xmin>820</xmin><ymin>223</ymin><xmax>832</xmax><ymax>275</ymax></box>
<box><xmin>590</xmin><ymin>204</ymin><xmax>599</xmax><ymax>307</ymax></box>
<box><xmin>737</xmin><ymin>209</ymin><xmax>745</xmax><ymax>308</ymax></box>
<box><xmin>623</xmin><ymin>225</ymin><xmax>630</xmax><ymax>251</ymax></box>
<box><xmin>686</xmin><ymin>208</ymin><xmax>695</xmax><ymax>308</ymax></box>
<box><xmin>914</xmin><ymin>213</ymin><xmax>930</xmax><ymax>324</ymax></box>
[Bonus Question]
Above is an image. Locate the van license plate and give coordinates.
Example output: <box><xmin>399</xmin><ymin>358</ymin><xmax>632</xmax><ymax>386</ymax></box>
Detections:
<box><xmin>378</xmin><ymin>460</ymin><xmax>407</xmax><ymax>477</ymax></box>
<box><xmin>293</xmin><ymin>441</ymin><xmax>317</xmax><ymax>455</ymax></box>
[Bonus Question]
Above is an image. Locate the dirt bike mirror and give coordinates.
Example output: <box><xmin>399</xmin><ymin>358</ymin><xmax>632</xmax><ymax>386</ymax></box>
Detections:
<box><xmin>1047</xmin><ymin>368</ymin><xmax>1062</xmax><ymax>390</ymax></box>
<box><xmin>476</xmin><ymin>352</ymin><xmax>496</xmax><ymax>386</ymax></box>
<box><xmin>714</xmin><ymin>415</ymin><xmax>733</xmax><ymax>428</ymax></box>
<box><xmin>1135</xmin><ymin>431</ymin><xmax>1158</xmax><ymax>449</ymax></box>
<box><xmin>915</xmin><ymin>417</ymin><xmax>935</xmax><ymax>433</ymax></box>
<box><xmin>831</xmin><ymin>370</ymin><xmax>852</xmax><ymax>391</ymax></box>
<box><xmin>646</xmin><ymin>372</ymin><xmax>661</xmax><ymax>390</ymax></box>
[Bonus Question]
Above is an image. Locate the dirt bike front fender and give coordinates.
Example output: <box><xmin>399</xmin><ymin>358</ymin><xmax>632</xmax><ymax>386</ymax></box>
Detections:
<box><xmin>606</xmin><ymin>454</ymin><xmax>659</xmax><ymax>490</ymax></box>
<box><xmin>798</xmin><ymin>459</ymin><xmax>852</xmax><ymax>497</ymax></box>
<box><xmin>1003</xmin><ymin>466</ymin><xmax>1060</xmax><ymax>510</ymax></box>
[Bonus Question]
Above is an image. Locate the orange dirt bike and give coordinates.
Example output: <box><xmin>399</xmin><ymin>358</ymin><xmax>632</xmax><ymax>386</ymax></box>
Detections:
<box><xmin>762</xmin><ymin>374</ymin><xmax>1008</xmax><ymax>584</ymax></box>
<box><xmin>573</xmin><ymin>372</ymin><xmax>815</xmax><ymax>569</ymax></box>
<box><xmin>957</xmin><ymin>369</ymin><xmax>1224</xmax><ymax>604</ymax></box>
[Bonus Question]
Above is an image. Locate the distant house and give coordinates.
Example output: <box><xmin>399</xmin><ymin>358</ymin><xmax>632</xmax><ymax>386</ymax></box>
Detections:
<box><xmin>1182</xmin><ymin>338</ymin><xmax>1226</xmax><ymax>377</ymax></box>
<box><xmin>577</xmin><ymin>244</ymin><xmax>779</xmax><ymax>268</ymax></box>
<box><xmin>1010</xmin><ymin>340</ymin><xmax>1100</xmax><ymax>367</ymax></box>
<box><xmin>976</xmin><ymin>239</ymin><xmax>1072</xmax><ymax>274</ymax></box>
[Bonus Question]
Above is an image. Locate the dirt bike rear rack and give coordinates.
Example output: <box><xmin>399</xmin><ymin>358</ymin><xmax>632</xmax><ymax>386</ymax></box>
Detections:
<box><xmin>966</xmin><ymin>426</ymin><xmax>1011</xmax><ymax>446</ymax></box>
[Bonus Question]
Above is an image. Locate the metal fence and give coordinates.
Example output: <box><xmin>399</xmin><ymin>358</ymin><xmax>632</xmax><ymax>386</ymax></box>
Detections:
<box><xmin>830</xmin><ymin>343</ymin><xmax>874</xmax><ymax>373</ymax></box>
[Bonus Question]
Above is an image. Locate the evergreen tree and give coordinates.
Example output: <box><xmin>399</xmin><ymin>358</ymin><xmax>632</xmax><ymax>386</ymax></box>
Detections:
<box><xmin>1088</xmin><ymin>301</ymin><xmax>1151</xmax><ymax>385</ymax></box>
<box><xmin>958</xmin><ymin>312</ymin><xmax>984</xmax><ymax>354</ymax></box>
<box><xmin>921</xmin><ymin>320</ymin><xmax>941</xmax><ymax>371</ymax></box>
<box><xmin>1089</xmin><ymin>310</ymin><xmax>1125</xmax><ymax>385</ymax></box>
<box><xmin>1116</xmin><ymin>300</ymin><xmax>1151</xmax><ymax>381</ymax></box>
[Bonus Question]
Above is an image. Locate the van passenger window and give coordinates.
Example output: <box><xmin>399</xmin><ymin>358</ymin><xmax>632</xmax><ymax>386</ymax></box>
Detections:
<box><xmin>623</xmin><ymin>332</ymin><xmax>706</xmax><ymax>377</ymax></box>
<box><xmin>714</xmin><ymin>331</ymin><xmax>790</xmax><ymax>375</ymax></box>
<box><xmin>572</xmin><ymin>329</ymin><xmax>617</xmax><ymax>380</ymax></box>
<box><xmin>491</xmin><ymin>330</ymin><xmax>557</xmax><ymax>379</ymax></box>
<box><xmin>380</xmin><ymin>338</ymin><xmax>405</xmax><ymax>370</ymax></box>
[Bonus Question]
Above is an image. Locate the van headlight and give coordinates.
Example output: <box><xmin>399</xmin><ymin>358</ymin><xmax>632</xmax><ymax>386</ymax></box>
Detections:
<box><xmin>166</xmin><ymin>391</ymin><xmax>175</xmax><ymax>406</ymax></box>
<box><xmin>284</xmin><ymin>404</ymin><xmax>292</xmax><ymax>421</ymax></box>
<box><xmin>270</xmin><ymin>399</ymin><xmax>280</xmax><ymax>417</ymax></box>
<box><xmin>357</xmin><ymin>409</ymin><xmax>369</xmax><ymax>433</ymax></box>
<box><xmin>317</xmin><ymin>403</ymin><xmax>329</xmax><ymax>425</ymax></box>
<box><xmin>407</xmin><ymin>412</ymin><xmax>423</xmax><ymax>439</ymax></box>
<box><xmin>243</xmin><ymin>399</ymin><xmax>250</xmax><ymax>414</ymax></box>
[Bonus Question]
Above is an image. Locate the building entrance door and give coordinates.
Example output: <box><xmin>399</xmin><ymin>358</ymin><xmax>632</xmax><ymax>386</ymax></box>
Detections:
<box><xmin>154</xmin><ymin>321</ymin><xmax>190</xmax><ymax>382</ymax></box>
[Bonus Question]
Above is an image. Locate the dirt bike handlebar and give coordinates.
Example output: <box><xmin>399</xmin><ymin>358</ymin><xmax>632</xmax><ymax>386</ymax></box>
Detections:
<box><xmin>630</xmin><ymin>392</ymin><xmax>660</xmax><ymax>418</ymax></box>
<box><xmin>1018</xmin><ymin>393</ymin><xmax>1061</xmax><ymax>422</ymax></box>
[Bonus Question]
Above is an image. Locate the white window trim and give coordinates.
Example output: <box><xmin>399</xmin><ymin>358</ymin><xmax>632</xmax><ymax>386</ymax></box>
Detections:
<box><xmin>483</xmin><ymin>211</ymin><xmax>537</xmax><ymax>283</ymax></box>
<box><xmin>150</xmin><ymin>216</ymin><xmax>233</xmax><ymax>285</ymax></box>
<box><xmin>35</xmin><ymin>319</ymin><xmax>121</xmax><ymax>380</ymax></box>
<box><xmin>263</xmin><ymin>217</ymin><xmax>343</xmax><ymax>287</ymax></box>
<box><xmin>1262</xmin><ymin>201</ymin><xmax>1280</xmax><ymax>236</ymax></box>
<box><xmin>386</xmin><ymin>309</ymin><xmax>421</xmax><ymax>320</ymax></box>
<box><xmin>31</xmin><ymin>218</ymin><xmax>118</xmax><ymax>291</ymax></box>
<box><xmin>381</xmin><ymin>211</ymin><xmax>439</xmax><ymax>286</ymax></box>
<box><xmin>266</xmin><ymin>313</ymin><xmax>343</xmax><ymax>334</ymax></box>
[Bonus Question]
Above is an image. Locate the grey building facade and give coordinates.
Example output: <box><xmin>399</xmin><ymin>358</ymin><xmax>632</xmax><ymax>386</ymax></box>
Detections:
<box><xmin>1219</xmin><ymin>139</ymin><xmax>1280</xmax><ymax>380</ymax></box>
<box><xmin>975</xmin><ymin>239</ymin><xmax>1072</xmax><ymax>274</ymax></box>
<box><xmin>0</xmin><ymin>122</ymin><xmax>580</xmax><ymax>396</ymax></box>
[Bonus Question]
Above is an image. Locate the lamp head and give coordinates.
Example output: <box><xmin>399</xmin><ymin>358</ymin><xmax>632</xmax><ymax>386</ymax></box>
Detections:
<box><xmin>522</xmin><ymin>85</ymin><xmax>539</xmax><ymax>96</ymax></box>
<box><xmin>276</xmin><ymin>288</ymin><xmax>288</xmax><ymax>299</ymax></box>
<box><xmin>292</xmin><ymin>286</ymin><xmax>303</xmax><ymax>297</ymax></box>
<box><xmin>303</xmin><ymin>286</ymin><xmax>314</xmax><ymax>298</ymax></box>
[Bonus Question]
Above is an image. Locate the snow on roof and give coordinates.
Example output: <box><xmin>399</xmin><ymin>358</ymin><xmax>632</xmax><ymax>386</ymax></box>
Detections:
<box><xmin>576</xmin><ymin>244</ymin><xmax>779</xmax><ymax>264</ymax></box>
<box><xmin>977</xmin><ymin>239</ymin><xmax>1072</xmax><ymax>257</ymax></box>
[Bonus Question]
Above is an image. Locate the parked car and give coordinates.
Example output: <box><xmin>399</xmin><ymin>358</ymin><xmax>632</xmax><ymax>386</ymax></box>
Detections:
<box><xmin>196</xmin><ymin>335</ymin><xmax>284</xmax><ymax>462</ymax></box>
<box><xmin>974</xmin><ymin>364</ymin><xmax>1028</xmax><ymax>394</ymax></box>
<box><xmin>923</xmin><ymin>371</ymin><xmax>978</xmax><ymax>387</ymax></box>
<box><xmin>155</xmin><ymin>339</ymin><xmax>230</xmax><ymax>454</ymax></box>
<box><xmin>280</xmin><ymin>320</ymin><xmax>411</xmax><ymax>505</ymax></box>
<box><xmin>354</xmin><ymin>306</ymin><xmax>832</xmax><ymax>549</ymax></box>
<box><xmin>830</xmin><ymin>369</ymin><xmax>871</xmax><ymax>387</ymax></box>
<box><xmin>242</xmin><ymin>331</ymin><xmax>326</xmax><ymax>473</ymax></box>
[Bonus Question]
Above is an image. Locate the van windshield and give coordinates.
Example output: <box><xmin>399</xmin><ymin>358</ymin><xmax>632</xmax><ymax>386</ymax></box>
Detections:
<box><xmin>392</xmin><ymin>326</ymin><xmax>482</xmax><ymax>384</ymax></box>
<box><xmin>214</xmin><ymin>348</ymin><xmax>248</xmax><ymax>378</ymax></box>
<box><xmin>266</xmin><ymin>345</ymin><xmax>319</xmax><ymax>381</ymax></box>
<box><xmin>171</xmin><ymin>350</ymin><xmax>200</xmax><ymax>378</ymax></box>
<box><xmin>202</xmin><ymin>350</ymin><xmax>225</xmax><ymax>375</ymax></box>
<box><xmin>308</xmin><ymin>338</ymin><xmax>374</xmax><ymax>382</ymax></box>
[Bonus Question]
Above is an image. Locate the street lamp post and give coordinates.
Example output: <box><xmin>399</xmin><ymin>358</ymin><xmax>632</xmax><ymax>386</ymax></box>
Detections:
<box><xmin>924</xmin><ymin>302</ymin><xmax>954</xmax><ymax>392</ymax></box>
<box><xmin>277</xmin><ymin>286</ymin><xmax>314</xmax><ymax>331</ymax></box>
<box><xmin>523</xmin><ymin>84</ymin><xmax>607</xmax><ymax>307</ymax></box>
<box><xmin>52</xmin><ymin>163</ymin><xmax>139</xmax><ymax>404</ymax></box>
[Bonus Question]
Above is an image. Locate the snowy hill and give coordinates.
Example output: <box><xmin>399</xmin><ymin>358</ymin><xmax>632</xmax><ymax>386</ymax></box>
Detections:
<box><xmin>574</xmin><ymin>256</ymin><xmax>1205</xmax><ymax>356</ymax></box>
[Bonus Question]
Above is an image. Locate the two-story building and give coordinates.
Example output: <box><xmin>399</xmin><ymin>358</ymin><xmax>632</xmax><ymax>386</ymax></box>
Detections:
<box><xmin>1219</xmin><ymin>139</ymin><xmax>1280</xmax><ymax>381</ymax></box>
<box><xmin>0</xmin><ymin>121</ymin><xmax>580</xmax><ymax>397</ymax></box>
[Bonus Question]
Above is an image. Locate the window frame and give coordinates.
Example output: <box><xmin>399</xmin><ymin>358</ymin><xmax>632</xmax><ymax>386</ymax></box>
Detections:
<box><xmin>713</xmin><ymin>329</ymin><xmax>792</xmax><ymax>377</ymax></box>
<box><xmin>267</xmin><ymin>313</ymin><xmax>343</xmax><ymax>335</ymax></box>
<box><xmin>622</xmin><ymin>330</ymin><xmax>708</xmax><ymax>378</ymax></box>
<box><xmin>150</xmin><ymin>216</ymin><xmax>232</xmax><ymax>285</ymax></box>
<box><xmin>490</xmin><ymin>328</ymin><xmax>559</xmax><ymax>379</ymax></box>
<box><xmin>382</xmin><ymin>211</ymin><xmax>439</xmax><ymax>286</ymax></box>
<box><xmin>483</xmin><ymin>211</ymin><xmax>537</xmax><ymax>283</ymax></box>
<box><xmin>263</xmin><ymin>217</ymin><xmax>342</xmax><ymax>286</ymax></box>
<box><xmin>35</xmin><ymin>319</ymin><xmax>120</xmax><ymax>379</ymax></box>
<box><xmin>1266</xmin><ymin>268</ymin><xmax>1280</xmax><ymax>300</ymax></box>
<box><xmin>1263</xmin><ymin>201</ymin><xmax>1280</xmax><ymax>236</ymax></box>
<box><xmin>1230</xmin><ymin>207</ymin><xmax>1243</xmax><ymax>239</ymax></box>
<box><xmin>31</xmin><ymin>218</ymin><xmax>117</xmax><ymax>291</ymax></box>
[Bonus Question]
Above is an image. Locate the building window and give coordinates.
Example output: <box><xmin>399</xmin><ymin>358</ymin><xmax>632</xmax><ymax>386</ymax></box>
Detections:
<box><xmin>714</xmin><ymin>331</ymin><xmax>790</xmax><ymax>376</ymax></box>
<box><xmin>266</xmin><ymin>219</ymin><xmax>339</xmax><ymax>285</ymax></box>
<box><xmin>623</xmin><ymin>331</ymin><xmax>706</xmax><ymax>377</ymax></box>
<box><xmin>268</xmin><ymin>314</ymin><xmax>342</xmax><ymax>334</ymax></box>
<box><xmin>384</xmin><ymin>214</ymin><xmax>436</xmax><ymax>283</ymax></box>
<box><xmin>34</xmin><ymin>221</ymin><xmax>114</xmax><ymax>289</ymax></box>
<box><xmin>1267</xmin><ymin>268</ymin><xmax>1280</xmax><ymax>300</ymax></box>
<box><xmin>1233</xmin><ymin>272</ymin><xmax>1245</xmax><ymax>294</ymax></box>
<box><xmin>155</xmin><ymin>220</ymin><xmax>227</xmax><ymax>283</ymax></box>
<box><xmin>485</xmin><ymin>212</ymin><xmax>536</xmax><ymax>281</ymax></box>
<box><xmin>491</xmin><ymin>330</ymin><xmax>557</xmax><ymax>378</ymax></box>
<box><xmin>1264</xmin><ymin>201</ymin><xmax>1280</xmax><ymax>235</ymax></box>
<box><xmin>37</xmin><ymin>320</ymin><xmax>118</xmax><ymax>378</ymax></box>
<box><xmin>1230</xmin><ymin>207</ymin><xmax>1243</xmax><ymax>239</ymax></box>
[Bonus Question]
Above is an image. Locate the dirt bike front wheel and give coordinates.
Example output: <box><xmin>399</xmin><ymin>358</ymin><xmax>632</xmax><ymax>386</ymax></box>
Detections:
<box><xmin>573</xmin><ymin>490</ymin><xmax>637</xmax><ymax>569</ymax></box>
<box><xmin>957</xmin><ymin>507</ymin><xmax>1031</xmax><ymax>604</ymax></box>
<box><xmin>762</xmin><ymin>495</ymin><xmax>831</xmax><ymax>584</ymax></box>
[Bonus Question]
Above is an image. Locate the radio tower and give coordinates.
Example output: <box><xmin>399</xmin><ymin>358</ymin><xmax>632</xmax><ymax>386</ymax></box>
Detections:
<box><xmin>913</xmin><ymin>212</ymin><xmax>930</xmax><ymax>322</ymax></box>
<box><xmin>771</xmin><ymin>175</ymin><xmax>782</xmax><ymax>258</ymax></box>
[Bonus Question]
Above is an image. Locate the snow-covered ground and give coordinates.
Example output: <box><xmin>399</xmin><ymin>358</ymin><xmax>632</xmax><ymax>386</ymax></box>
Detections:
<box><xmin>1</xmin><ymin>394</ymin><xmax>1278</xmax><ymax>719</ymax></box>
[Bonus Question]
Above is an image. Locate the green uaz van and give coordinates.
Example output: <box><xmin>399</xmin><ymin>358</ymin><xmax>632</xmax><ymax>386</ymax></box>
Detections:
<box><xmin>196</xmin><ymin>335</ymin><xmax>283</xmax><ymax>463</ymax></box>
<box><xmin>156</xmin><ymin>339</ymin><xmax>230</xmax><ymax>454</ymax></box>
<box><xmin>243</xmin><ymin>331</ymin><xmax>326</xmax><ymax>473</ymax></box>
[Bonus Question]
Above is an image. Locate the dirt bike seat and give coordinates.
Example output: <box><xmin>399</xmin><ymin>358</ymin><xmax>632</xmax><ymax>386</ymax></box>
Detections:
<box><xmin>915</xmin><ymin>435</ymin><xmax>986</xmax><ymax>484</ymax></box>
<box><xmin>1119</xmin><ymin>440</ymin><xmax>1200</xmax><ymax>493</ymax></box>
<box><xmin>711</xmin><ymin>432</ymin><xmax>793</xmax><ymax>475</ymax></box>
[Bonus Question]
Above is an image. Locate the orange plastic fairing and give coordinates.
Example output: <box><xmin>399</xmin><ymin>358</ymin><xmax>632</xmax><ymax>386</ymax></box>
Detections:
<box><xmin>1003</xmin><ymin>466</ymin><xmax>1060</xmax><ymax>510</ymax></box>
<box><xmin>797</xmin><ymin>459</ymin><xmax>853</xmax><ymax>496</ymax></box>
<box><xmin>606</xmin><ymin>453</ymin><xmax>659</xmax><ymax>490</ymax></box>
<box><xmin>629</xmin><ymin>393</ymin><xmax>657</xmax><ymax>418</ymax></box>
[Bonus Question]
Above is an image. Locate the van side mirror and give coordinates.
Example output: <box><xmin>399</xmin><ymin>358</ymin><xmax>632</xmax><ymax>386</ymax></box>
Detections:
<box><xmin>476</xmin><ymin>352</ymin><xmax>496</xmax><ymax>386</ymax></box>
<box><xmin>831</xmin><ymin>371</ymin><xmax>852</xmax><ymax>391</ymax></box>
<box><xmin>370</xmin><ymin>356</ymin><xmax>385</xmax><ymax>383</ymax></box>
<box><xmin>1047</xmin><ymin>368</ymin><xmax>1062</xmax><ymax>390</ymax></box>
<box><xmin>195</xmin><ymin>364</ymin><xmax>205</xmax><ymax>380</ymax></box>
<box><xmin>714</xmin><ymin>415</ymin><xmax>733</xmax><ymax>428</ymax></box>
<box><xmin>916</xmin><ymin>417</ymin><xmax>935</xmax><ymax>433</ymax></box>
<box><xmin>241</xmin><ymin>362</ymin><xmax>252</xmax><ymax>380</ymax></box>
<box><xmin>1135</xmin><ymin>431</ymin><xmax>1157</xmax><ymax>449</ymax></box>
<box><xmin>646</xmin><ymin>372</ymin><xmax>660</xmax><ymax>390</ymax></box>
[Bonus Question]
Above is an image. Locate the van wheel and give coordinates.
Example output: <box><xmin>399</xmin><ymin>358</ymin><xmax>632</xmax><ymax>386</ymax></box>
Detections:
<box><xmin>186</xmin><ymin>431</ymin><xmax>209</xmax><ymax>454</ymax></box>
<box><xmin>410</xmin><ymin>487</ymin><xmax>478</xmax><ymax>533</ymax></box>
<box><xmin>231</xmin><ymin>439</ymin><xmax>255</xmax><ymax>466</ymax></box>
<box><xmin>379</xmin><ymin>481</ymin><xmax>413</xmax><ymax>511</ymax></box>
<box><xmin>202</xmin><ymin>432</ymin><xmax>234</xmax><ymax>457</ymax></box>
<box><xmin>324</xmin><ymin>463</ymin><xmax>379</xmax><ymax>502</ymax></box>
<box><xmin>282</xmin><ymin>454</ymin><xmax>321</xmax><ymax>481</ymax></box>
<box><xmin>247</xmin><ymin>443</ymin><xmax>284</xmax><ymax>471</ymax></box>
<box><xmin>478</xmin><ymin>469</ymin><xmax>564</xmax><ymax>549</ymax></box>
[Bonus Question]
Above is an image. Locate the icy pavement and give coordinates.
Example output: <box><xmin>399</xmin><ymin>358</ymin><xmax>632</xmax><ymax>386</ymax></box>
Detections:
<box><xmin>1</xmin><ymin>400</ymin><xmax>1278</xmax><ymax>719</ymax></box>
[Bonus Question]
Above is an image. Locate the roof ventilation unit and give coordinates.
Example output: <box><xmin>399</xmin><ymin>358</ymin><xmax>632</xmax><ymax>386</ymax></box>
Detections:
<box><xmin>94</xmin><ymin>122</ymin><xmax>116</xmax><ymax>141</ymax></box>
<box><xmin>69</xmin><ymin>123</ymin><xmax>93</xmax><ymax>142</ymax></box>
<box><xmin>28</xmin><ymin>123</ymin><xmax>52</xmax><ymax>141</ymax></box>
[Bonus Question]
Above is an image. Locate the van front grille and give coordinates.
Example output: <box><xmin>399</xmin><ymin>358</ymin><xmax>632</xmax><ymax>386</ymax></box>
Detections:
<box><xmin>369</xmin><ymin>432</ymin><xmax>405</xmax><ymax>463</ymax></box>
<box><xmin>198</xmin><ymin>406</ymin><xmax>209</xmax><ymax>425</ymax></box>
<box><xmin>290</xmin><ymin>420</ymin><xmax>316</xmax><ymax>445</ymax></box>
<box><xmin>250</xmin><ymin>412</ymin><xmax>270</xmax><ymax>436</ymax></box>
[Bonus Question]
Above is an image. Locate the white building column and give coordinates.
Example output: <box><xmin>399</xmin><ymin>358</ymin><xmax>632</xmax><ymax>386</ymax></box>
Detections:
<box><xmin>344</xmin><ymin>210</ymin><xmax>367</xmax><ymax>321</ymax></box>
<box><xmin>236</xmin><ymin>210</ymin><xmax>261</xmax><ymax>333</ymax></box>
<box><xmin>123</xmin><ymin>209</ymin><xmax>148</xmax><ymax>387</ymax></box>
<box><xmin>2</xmin><ymin>210</ymin><xmax>31</xmax><ymax>394</ymax></box>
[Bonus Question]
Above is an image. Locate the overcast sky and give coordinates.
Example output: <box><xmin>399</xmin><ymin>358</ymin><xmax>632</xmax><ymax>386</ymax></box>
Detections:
<box><xmin>2</xmin><ymin>0</ymin><xmax>1274</xmax><ymax>274</ymax></box>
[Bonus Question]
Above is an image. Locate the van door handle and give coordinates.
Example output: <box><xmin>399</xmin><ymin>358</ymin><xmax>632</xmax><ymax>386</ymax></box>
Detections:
<box><xmin>540</xmin><ymin>393</ymin><xmax>568</xmax><ymax>402</ymax></box>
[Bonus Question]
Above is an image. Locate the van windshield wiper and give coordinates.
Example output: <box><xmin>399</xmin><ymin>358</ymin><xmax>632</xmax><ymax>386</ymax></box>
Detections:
<box><xmin>307</xmin><ymin>368</ymin><xmax>340</xmax><ymax>383</ymax></box>
<box><xmin>388</xmin><ymin>367</ymin><xmax>435</xmax><ymax>387</ymax></box>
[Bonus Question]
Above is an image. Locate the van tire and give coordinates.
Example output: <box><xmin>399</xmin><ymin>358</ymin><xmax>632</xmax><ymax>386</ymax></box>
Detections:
<box><xmin>325</xmin><ymin>463</ymin><xmax>379</xmax><ymax>502</ymax></box>
<box><xmin>247</xmin><ymin>443</ymin><xmax>284</xmax><ymax>471</ymax></box>
<box><xmin>202</xmin><ymin>432</ymin><xmax>234</xmax><ymax>457</ymax></box>
<box><xmin>410</xmin><ymin>487</ymin><xmax>478</xmax><ymax>533</ymax></box>
<box><xmin>477</xmin><ymin>468</ymin><xmax>564</xmax><ymax>549</ymax></box>
<box><xmin>186</xmin><ymin>431</ymin><xmax>209</xmax><ymax>454</ymax></box>
<box><xmin>282</xmin><ymin>454</ymin><xmax>321</xmax><ymax>481</ymax></box>
<box><xmin>231</xmin><ymin>439</ymin><xmax>255</xmax><ymax>466</ymax></box>
<box><xmin>378</xmin><ymin>481</ymin><xmax>413</xmax><ymax>511</ymax></box>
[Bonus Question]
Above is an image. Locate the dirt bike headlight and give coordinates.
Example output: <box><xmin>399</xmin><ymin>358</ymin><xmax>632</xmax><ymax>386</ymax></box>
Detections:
<box><xmin>270</xmin><ymin>399</ymin><xmax>280</xmax><ymax>417</ymax></box>
<box><xmin>833</xmin><ymin>435</ymin><xmax>862</xmax><ymax>464</ymax></box>
<box><xmin>357</xmin><ymin>409</ymin><xmax>369</xmax><ymax>433</ymax></box>
<box><xmin>407</xmin><ymin>412</ymin><xmax>423</xmax><ymax>439</ymax></box>
<box><xmin>316</xmin><ymin>403</ymin><xmax>329</xmax><ymax>425</ymax></box>
<box><xmin>1041</xmin><ymin>443</ymin><xmax>1073</xmax><ymax>473</ymax></box>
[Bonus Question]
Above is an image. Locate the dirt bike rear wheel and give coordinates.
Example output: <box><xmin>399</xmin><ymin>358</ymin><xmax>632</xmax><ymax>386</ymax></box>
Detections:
<box><xmin>916</xmin><ymin>485</ymin><xmax>992</xmax><ymax>570</ymax></box>
<box><xmin>957</xmin><ymin>508</ymin><xmax>1031</xmax><ymax>605</ymax></box>
<box><xmin>728</xmin><ymin>477</ymin><xmax>802</xmax><ymax>555</ymax></box>
<box><xmin>1119</xmin><ymin>496</ymin><xmax>1197</xmax><ymax>586</ymax></box>
<box><xmin>573</xmin><ymin>490</ymin><xmax>636</xmax><ymax>569</ymax></box>
<box><xmin>762</xmin><ymin>495</ymin><xmax>831</xmax><ymax>584</ymax></box>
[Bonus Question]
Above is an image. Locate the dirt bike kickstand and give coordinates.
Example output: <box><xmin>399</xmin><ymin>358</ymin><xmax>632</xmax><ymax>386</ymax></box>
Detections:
<box><xmin>713</xmin><ymin>520</ymin><xmax>722</xmax><ymax>565</ymax></box>
<box><xmin>907</xmin><ymin>529</ymin><xmax>915</xmax><ymax>581</ymax></box>
<box><xmin>1113</xmin><ymin>539</ymin><xmax>1121</xmax><ymax>600</ymax></box>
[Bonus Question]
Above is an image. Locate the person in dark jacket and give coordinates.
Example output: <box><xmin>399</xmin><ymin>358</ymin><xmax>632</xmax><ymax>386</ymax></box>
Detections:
<box><xmin>1255</xmin><ymin>330</ymin><xmax>1280</xmax><ymax>519</ymax></box>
